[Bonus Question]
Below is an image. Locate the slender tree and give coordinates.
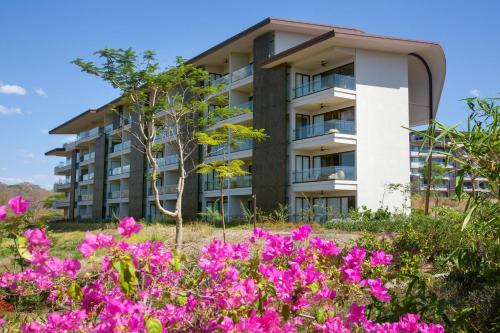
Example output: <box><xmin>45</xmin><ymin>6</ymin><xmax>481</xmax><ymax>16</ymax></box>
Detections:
<box><xmin>197</xmin><ymin>122</ymin><xmax>267</xmax><ymax>242</ymax></box>
<box><xmin>72</xmin><ymin>49</ymin><xmax>224</xmax><ymax>250</ymax></box>
<box><xmin>420</xmin><ymin>162</ymin><xmax>447</xmax><ymax>207</ymax></box>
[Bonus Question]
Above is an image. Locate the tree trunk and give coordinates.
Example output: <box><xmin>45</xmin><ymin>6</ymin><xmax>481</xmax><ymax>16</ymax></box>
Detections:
<box><xmin>175</xmin><ymin>214</ymin><xmax>183</xmax><ymax>252</ymax></box>
<box><xmin>424</xmin><ymin>153</ymin><xmax>432</xmax><ymax>215</ymax></box>
<box><xmin>220</xmin><ymin>178</ymin><xmax>226</xmax><ymax>243</ymax></box>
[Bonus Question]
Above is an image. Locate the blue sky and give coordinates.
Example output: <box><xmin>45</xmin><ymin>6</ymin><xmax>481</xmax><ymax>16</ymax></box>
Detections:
<box><xmin>0</xmin><ymin>0</ymin><xmax>499</xmax><ymax>189</ymax></box>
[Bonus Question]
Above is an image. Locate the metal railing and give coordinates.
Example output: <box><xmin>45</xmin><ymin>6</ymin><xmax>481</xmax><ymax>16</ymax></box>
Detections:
<box><xmin>77</xmin><ymin>127</ymin><xmax>100</xmax><ymax>140</ymax></box>
<box><xmin>78</xmin><ymin>194</ymin><xmax>93</xmax><ymax>201</ymax></box>
<box><xmin>294</xmin><ymin>119</ymin><xmax>356</xmax><ymax>140</ymax></box>
<box><xmin>111</xmin><ymin>141</ymin><xmax>131</xmax><ymax>153</ymax></box>
<box><xmin>148</xmin><ymin>184</ymin><xmax>178</xmax><ymax>195</ymax></box>
<box><xmin>156</xmin><ymin>155</ymin><xmax>179</xmax><ymax>167</ymax></box>
<box><xmin>81</xmin><ymin>151</ymin><xmax>95</xmax><ymax>162</ymax></box>
<box><xmin>230</xmin><ymin>175</ymin><xmax>252</xmax><ymax>188</ymax></box>
<box><xmin>210</xmin><ymin>74</ymin><xmax>230</xmax><ymax>87</ymax></box>
<box><xmin>108</xmin><ymin>165</ymin><xmax>130</xmax><ymax>176</ymax></box>
<box><xmin>294</xmin><ymin>74</ymin><xmax>355</xmax><ymax>98</ymax></box>
<box><xmin>293</xmin><ymin>166</ymin><xmax>356</xmax><ymax>183</ymax></box>
<box><xmin>231</xmin><ymin>64</ymin><xmax>253</xmax><ymax>82</ymax></box>
<box><xmin>108</xmin><ymin>191</ymin><xmax>129</xmax><ymax>199</ymax></box>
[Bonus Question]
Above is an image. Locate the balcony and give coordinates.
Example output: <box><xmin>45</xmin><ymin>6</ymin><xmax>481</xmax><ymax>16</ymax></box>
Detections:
<box><xmin>54</xmin><ymin>179</ymin><xmax>71</xmax><ymax>191</ymax></box>
<box><xmin>111</xmin><ymin>141</ymin><xmax>131</xmax><ymax>153</ymax></box>
<box><xmin>78</xmin><ymin>194</ymin><xmax>93</xmax><ymax>202</ymax></box>
<box><xmin>295</xmin><ymin>120</ymin><xmax>355</xmax><ymax>140</ymax></box>
<box><xmin>231</xmin><ymin>64</ymin><xmax>253</xmax><ymax>83</ymax></box>
<box><xmin>53</xmin><ymin>197</ymin><xmax>70</xmax><ymax>208</ymax></box>
<box><xmin>155</xmin><ymin>155</ymin><xmax>179</xmax><ymax>169</ymax></box>
<box><xmin>108</xmin><ymin>165</ymin><xmax>130</xmax><ymax>177</ymax></box>
<box><xmin>155</xmin><ymin>127</ymin><xmax>177</xmax><ymax>142</ymax></box>
<box><xmin>210</xmin><ymin>74</ymin><xmax>230</xmax><ymax>87</ymax></box>
<box><xmin>148</xmin><ymin>184</ymin><xmax>178</xmax><ymax>196</ymax></box>
<box><xmin>79</xmin><ymin>173</ymin><xmax>94</xmax><ymax>184</ymax></box>
<box><xmin>104</xmin><ymin>123</ymin><xmax>114</xmax><ymax>134</ymax></box>
<box><xmin>77</xmin><ymin>127</ymin><xmax>100</xmax><ymax>142</ymax></box>
<box><xmin>209</xmin><ymin>64</ymin><xmax>253</xmax><ymax>88</ymax></box>
<box><xmin>108</xmin><ymin>190</ymin><xmax>129</xmax><ymax>200</ymax></box>
<box><xmin>54</xmin><ymin>160</ymin><xmax>72</xmax><ymax>174</ymax></box>
<box><xmin>294</xmin><ymin>74</ymin><xmax>355</xmax><ymax>99</ymax></box>
<box><xmin>230</xmin><ymin>175</ymin><xmax>252</xmax><ymax>188</ymax></box>
<box><xmin>294</xmin><ymin>166</ymin><xmax>356</xmax><ymax>183</ymax></box>
<box><xmin>80</xmin><ymin>151</ymin><xmax>95</xmax><ymax>164</ymax></box>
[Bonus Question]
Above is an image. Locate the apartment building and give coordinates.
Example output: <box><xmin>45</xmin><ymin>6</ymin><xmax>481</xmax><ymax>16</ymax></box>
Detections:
<box><xmin>409</xmin><ymin>133</ymin><xmax>490</xmax><ymax>197</ymax></box>
<box><xmin>46</xmin><ymin>18</ymin><xmax>446</xmax><ymax>222</ymax></box>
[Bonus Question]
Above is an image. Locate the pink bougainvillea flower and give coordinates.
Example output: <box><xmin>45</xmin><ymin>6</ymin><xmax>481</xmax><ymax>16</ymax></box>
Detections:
<box><xmin>291</xmin><ymin>224</ymin><xmax>312</xmax><ymax>241</ymax></box>
<box><xmin>362</xmin><ymin>278</ymin><xmax>392</xmax><ymax>303</ymax></box>
<box><xmin>347</xmin><ymin>304</ymin><xmax>366</xmax><ymax>324</ymax></box>
<box><xmin>78</xmin><ymin>232</ymin><xmax>115</xmax><ymax>257</ymax></box>
<box><xmin>0</xmin><ymin>205</ymin><xmax>6</xmax><ymax>221</ymax></box>
<box><xmin>117</xmin><ymin>216</ymin><xmax>142</xmax><ymax>238</ymax></box>
<box><xmin>24</xmin><ymin>228</ymin><xmax>51</xmax><ymax>249</ymax></box>
<box><xmin>370</xmin><ymin>249</ymin><xmax>393</xmax><ymax>267</ymax></box>
<box><xmin>8</xmin><ymin>195</ymin><xmax>30</xmax><ymax>215</ymax></box>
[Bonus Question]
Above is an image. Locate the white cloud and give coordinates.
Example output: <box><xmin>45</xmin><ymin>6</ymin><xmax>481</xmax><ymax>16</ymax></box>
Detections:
<box><xmin>0</xmin><ymin>176</ymin><xmax>26</xmax><ymax>184</ymax></box>
<box><xmin>0</xmin><ymin>105</ymin><xmax>22</xmax><ymax>116</ymax></box>
<box><xmin>469</xmin><ymin>89</ymin><xmax>480</xmax><ymax>97</ymax></box>
<box><xmin>0</xmin><ymin>82</ymin><xmax>26</xmax><ymax>95</ymax></box>
<box><xmin>35</xmin><ymin>88</ymin><xmax>47</xmax><ymax>97</ymax></box>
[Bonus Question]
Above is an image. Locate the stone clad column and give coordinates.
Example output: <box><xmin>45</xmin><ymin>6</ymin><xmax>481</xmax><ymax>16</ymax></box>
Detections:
<box><xmin>252</xmin><ymin>32</ymin><xmax>288</xmax><ymax>213</ymax></box>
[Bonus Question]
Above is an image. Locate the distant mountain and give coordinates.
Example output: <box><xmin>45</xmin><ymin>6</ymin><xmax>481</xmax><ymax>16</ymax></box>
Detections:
<box><xmin>0</xmin><ymin>181</ymin><xmax>55</xmax><ymax>206</ymax></box>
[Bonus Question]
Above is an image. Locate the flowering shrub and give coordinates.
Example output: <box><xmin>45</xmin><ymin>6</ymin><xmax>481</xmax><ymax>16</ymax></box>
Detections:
<box><xmin>0</xmin><ymin>196</ymin><xmax>445</xmax><ymax>332</ymax></box>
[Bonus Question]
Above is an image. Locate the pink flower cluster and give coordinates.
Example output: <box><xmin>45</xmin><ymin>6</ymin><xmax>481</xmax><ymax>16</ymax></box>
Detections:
<box><xmin>0</xmin><ymin>204</ymin><xmax>445</xmax><ymax>332</ymax></box>
<box><xmin>0</xmin><ymin>195</ymin><xmax>31</xmax><ymax>221</ymax></box>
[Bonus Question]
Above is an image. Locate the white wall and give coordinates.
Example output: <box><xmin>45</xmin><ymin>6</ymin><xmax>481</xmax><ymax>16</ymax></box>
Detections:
<box><xmin>355</xmin><ymin>49</ymin><xmax>410</xmax><ymax>212</ymax></box>
<box><xmin>274</xmin><ymin>31</ymin><xmax>314</xmax><ymax>54</ymax></box>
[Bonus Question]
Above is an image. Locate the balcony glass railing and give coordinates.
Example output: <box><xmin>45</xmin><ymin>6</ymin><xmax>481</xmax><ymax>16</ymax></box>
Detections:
<box><xmin>77</xmin><ymin>127</ymin><xmax>100</xmax><ymax>140</ymax></box>
<box><xmin>108</xmin><ymin>191</ymin><xmax>129</xmax><ymax>199</ymax></box>
<box><xmin>55</xmin><ymin>178</ymin><xmax>71</xmax><ymax>186</ymax></box>
<box><xmin>78</xmin><ymin>194</ymin><xmax>93</xmax><ymax>201</ymax></box>
<box><xmin>231</xmin><ymin>64</ymin><xmax>253</xmax><ymax>82</ymax></box>
<box><xmin>230</xmin><ymin>175</ymin><xmax>252</xmax><ymax>188</ymax></box>
<box><xmin>294</xmin><ymin>166</ymin><xmax>355</xmax><ymax>183</ymax></box>
<box><xmin>148</xmin><ymin>184</ymin><xmax>178</xmax><ymax>195</ymax></box>
<box><xmin>80</xmin><ymin>173</ymin><xmax>95</xmax><ymax>181</ymax></box>
<box><xmin>104</xmin><ymin>124</ymin><xmax>114</xmax><ymax>134</ymax></box>
<box><xmin>55</xmin><ymin>160</ymin><xmax>72</xmax><ymax>170</ymax></box>
<box><xmin>295</xmin><ymin>119</ymin><xmax>356</xmax><ymax>140</ymax></box>
<box><xmin>109</xmin><ymin>165</ymin><xmax>130</xmax><ymax>176</ymax></box>
<box><xmin>210</xmin><ymin>74</ymin><xmax>231</xmax><ymax>87</ymax></box>
<box><xmin>294</xmin><ymin>74</ymin><xmax>355</xmax><ymax>98</ymax></box>
<box><xmin>112</xmin><ymin>141</ymin><xmax>131</xmax><ymax>153</ymax></box>
<box><xmin>231</xmin><ymin>139</ymin><xmax>253</xmax><ymax>153</ymax></box>
<box><xmin>206</xmin><ymin>139</ymin><xmax>252</xmax><ymax>157</ymax></box>
<box><xmin>81</xmin><ymin>152</ymin><xmax>95</xmax><ymax>162</ymax></box>
<box><xmin>155</xmin><ymin>127</ymin><xmax>177</xmax><ymax>141</ymax></box>
<box><xmin>205</xmin><ymin>179</ymin><xmax>230</xmax><ymax>191</ymax></box>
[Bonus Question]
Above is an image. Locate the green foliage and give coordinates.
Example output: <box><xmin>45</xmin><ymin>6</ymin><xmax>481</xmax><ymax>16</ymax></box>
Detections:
<box><xmin>145</xmin><ymin>317</ymin><xmax>163</xmax><ymax>333</ymax></box>
<box><xmin>112</xmin><ymin>255</ymin><xmax>138</xmax><ymax>298</ymax></box>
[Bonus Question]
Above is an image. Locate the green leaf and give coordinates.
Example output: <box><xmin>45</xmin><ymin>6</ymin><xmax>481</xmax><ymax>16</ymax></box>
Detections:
<box><xmin>308</xmin><ymin>282</ymin><xmax>320</xmax><ymax>294</ymax></box>
<box><xmin>455</xmin><ymin>169</ymin><xmax>464</xmax><ymax>199</ymax></box>
<box><xmin>112</xmin><ymin>257</ymin><xmax>138</xmax><ymax>298</ymax></box>
<box><xmin>17</xmin><ymin>235</ymin><xmax>32</xmax><ymax>261</ymax></box>
<box><xmin>171</xmin><ymin>254</ymin><xmax>182</xmax><ymax>272</ymax></box>
<box><xmin>316</xmin><ymin>308</ymin><xmax>327</xmax><ymax>324</ymax></box>
<box><xmin>177</xmin><ymin>292</ymin><xmax>188</xmax><ymax>306</ymax></box>
<box><xmin>462</xmin><ymin>204</ymin><xmax>478</xmax><ymax>231</ymax></box>
<box><xmin>68</xmin><ymin>281</ymin><xmax>83</xmax><ymax>301</ymax></box>
<box><xmin>145</xmin><ymin>317</ymin><xmax>162</xmax><ymax>333</ymax></box>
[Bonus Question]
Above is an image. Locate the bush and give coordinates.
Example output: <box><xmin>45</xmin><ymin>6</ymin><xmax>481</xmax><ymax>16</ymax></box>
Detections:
<box><xmin>0</xmin><ymin>198</ymin><xmax>446</xmax><ymax>332</ymax></box>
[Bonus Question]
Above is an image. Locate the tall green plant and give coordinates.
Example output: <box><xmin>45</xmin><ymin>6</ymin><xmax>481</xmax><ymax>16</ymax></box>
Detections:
<box><xmin>411</xmin><ymin>97</ymin><xmax>499</xmax><ymax>229</ymax></box>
